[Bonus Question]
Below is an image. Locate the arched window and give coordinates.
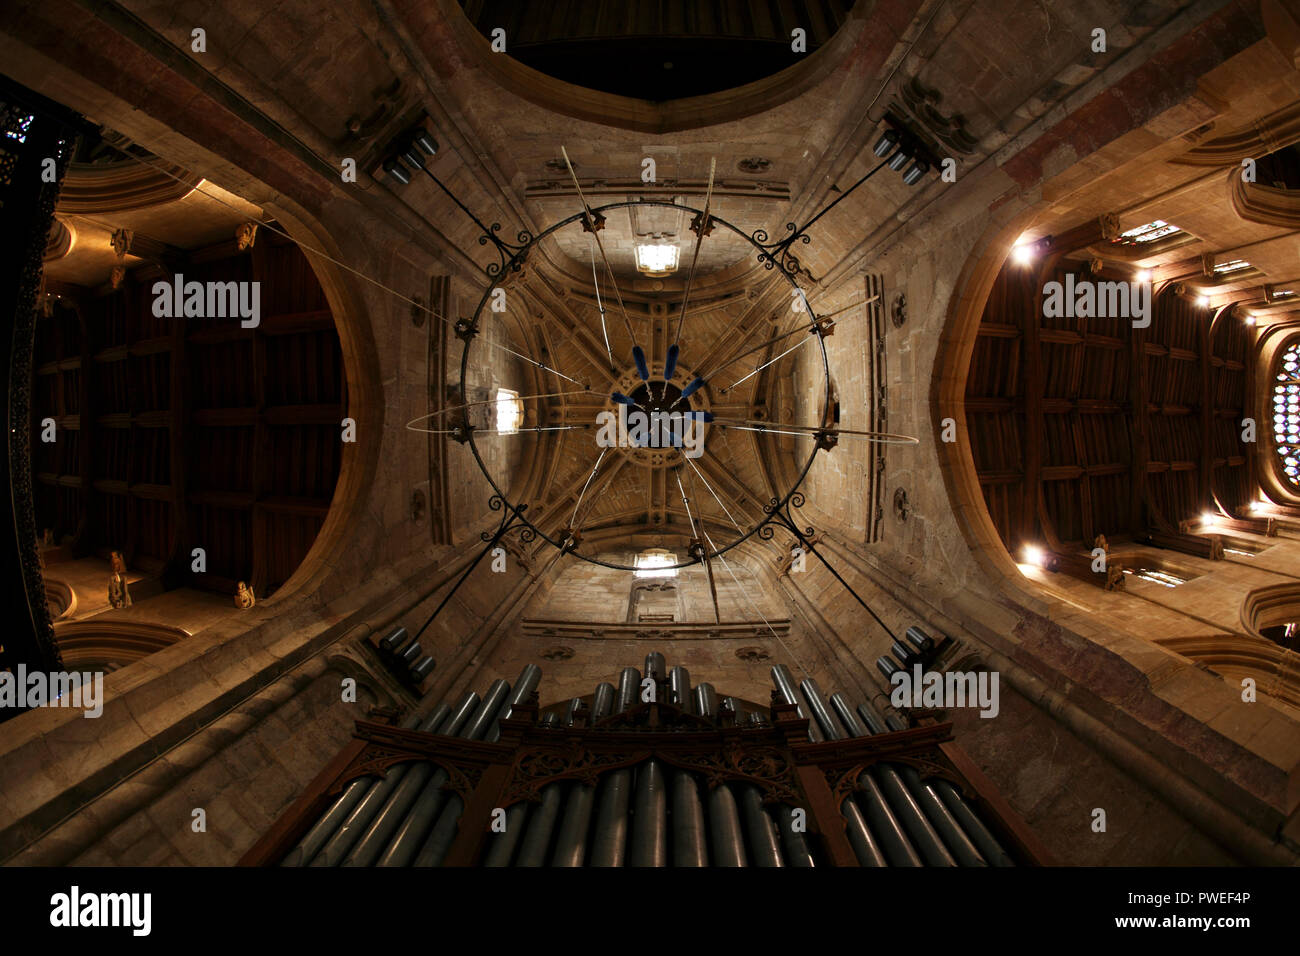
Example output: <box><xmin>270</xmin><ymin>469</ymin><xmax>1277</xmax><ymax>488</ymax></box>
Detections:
<box><xmin>1273</xmin><ymin>340</ymin><xmax>1300</xmax><ymax>488</ymax></box>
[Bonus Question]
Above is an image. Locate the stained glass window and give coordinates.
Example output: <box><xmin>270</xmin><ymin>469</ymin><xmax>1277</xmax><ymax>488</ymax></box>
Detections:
<box><xmin>1275</xmin><ymin>340</ymin><xmax>1300</xmax><ymax>488</ymax></box>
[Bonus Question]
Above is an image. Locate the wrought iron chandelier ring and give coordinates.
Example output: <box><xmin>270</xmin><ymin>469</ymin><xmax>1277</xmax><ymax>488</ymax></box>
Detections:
<box><xmin>455</xmin><ymin>198</ymin><xmax>833</xmax><ymax>572</ymax></box>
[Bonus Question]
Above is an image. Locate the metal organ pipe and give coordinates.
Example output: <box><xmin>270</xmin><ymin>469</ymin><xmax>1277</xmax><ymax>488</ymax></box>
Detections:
<box><xmin>669</xmin><ymin>666</ymin><xmax>693</xmax><ymax>714</ymax></box>
<box><xmin>829</xmin><ymin>695</ymin><xmax>924</xmax><ymax>867</ymax></box>
<box><xmin>628</xmin><ymin>759</ymin><xmax>668</xmax><ymax>867</ymax></box>
<box><xmin>589</xmin><ymin>665</ymin><xmax>643</xmax><ymax>865</ymax></box>
<box><xmin>590</xmin><ymin>682</ymin><xmax>615</xmax><ymax>721</ymax></box>
<box><xmin>671</xmin><ymin>769</ymin><xmax>709</xmax><ymax>866</ymax></box>
<box><xmin>409</xmin><ymin>679</ymin><xmax>515</xmax><ymax>867</ymax></box>
<box><xmin>279</xmin><ymin>703</ymin><xmax>450</xmax><ymax>866</ymax></box>
<box><xmin>707</xmin><ymin>781</ymin><xmax>748</xmax><ymax>867</ymax></box>
<box><xmin>693</xmin><ymin>682</ymin><xmax>717</xmax><ymax>718</ymax></box>
<box><xmin>364</xmin><ymin>681</ymin><xmax>510</xmax><ymax>867</ymax></box>
<box><xmin>770</xmin><ymin>664</ymin><xmax>824</xmax><ymax>742</ymax></box>
<box><xmin>896</xmin><ymin>765</ymin><xmax>988</xmax><ymax>867</ymax></box>
<box><xmin>616</xmin><ymin>667</ymin><xmax>641</xmax><ymax>712</ymax></box>
<box><xmin>737</xmin><ymin>785</ymin><xmax>784</xmax><ymax>866</ymax></box>
<box><xmin>797</xmin><ymin>678</ymin><xmax>886</xmax><ymax>867</ymax></box>
<box><xmin>286</xmin><ymin>650</ymin><xmax>1015</xmax><ymax>868</ymax></box>
<box><xmin>932</xmin><ymin>779</ymin><xmax>1016</xmax><ymax>867</ymax></box>
<box><xmin>309</xmin><ymin>691</ymin><xmax>478</xmax><ymax>867</ymax></box>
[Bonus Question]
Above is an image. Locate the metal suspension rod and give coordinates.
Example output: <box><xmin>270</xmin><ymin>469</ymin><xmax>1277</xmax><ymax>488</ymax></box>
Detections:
<box><xmin>778</xmin><ymin>157</ymin><xmax>891</xmax><ymax>251</ymax></box>
<box><xmin>560</xmin><ymin>146</ymin><xmax>639</xmax><ymax>351</ymax></box>
<box><xmin>404</xmin><ymin>389</ymin><xmax>596</xmax><ymax>431</ymax></box>
<box><xmin>768</xmin><ymin>508</ymin><xmax>901</xmax><ymax>645</ymax></box>
<box><xmin>700</xmin><ymin>323</ymin><xmax>822</xmax><ymax>383</ymax></box>
<box><xmin>591</xmin><ymin>240</ymin><xmax>613</xmax><ymax>365</ymax></box>
<box><xmin>568</xmin><ymin>448</ymin><xmax>608</xmax><ymax>530</ymax></box>
<box><xmin>674</xmin><ymin>470</ymin><xmax>699</xmax><ymax>538</ymax></box>
<box><xmin>412</xmin><ymin>506</ymin><xmax>524</xmax><ymax>642</ymax></box>
<box><xmin>459</xmin><ymin>424</ymin><xmax>591</xmax><ymax>438</ymax></box>
<box><xmin>715</xmin><ymin>421</ymin><xmax>920</xmax><ymax>445</ymax></box>
<box><xmin>671</xmin><ymin>156</ymin><xmax>716</xmax><ymax>348</ymax></box>
<box><xmin>722</xmin><ymin>335</ymin><xmax>812</xmax><ymax>392</ymax></box>
<box><xmin>131</xmin><ymin>150</ymin><xmax>589</xmax><ymax>388</ymax></box>
<box><xmin>698</xmin><ymin>295</ymin><xmax>877</xmax><ymax>382</ymax></box>
<box><xmin>675</xmin><ymin>469</ymin><xmax>720</xmax><ymax>622</ymax></box>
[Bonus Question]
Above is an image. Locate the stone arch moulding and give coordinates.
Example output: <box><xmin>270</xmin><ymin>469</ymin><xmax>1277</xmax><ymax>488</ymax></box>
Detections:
<box><xmin>54</xmin><ymin>620</ymin><xmax>190</xmax><ymax>671</ymax></box>
<box><xmin>1240</xmin><ymin>582</ymin><xmax>1300</xmax><ymax>640</ymax></box>
<box><xmin>252</xmin><ymin>203</ymin><xmax>385</xmax><ymax>609</ymax></box>
<box><xmin>438</xmin><ymin>0</ymin><xmax>868</xmax><ymax>135</ymax></box>
<box><xmin>931</xmin><ymin>204</ymin><xmax>1046</xmax><ymax>603</ymax></box>
<box><xmin>1155</xmin><ymin>633</ymin><xmax>1300</xmax><ymax>713</ymax></box>
<box><xmin>1228</xmin><ymin>167</ymin><xmax>1300</xmax><ymax>227</ymax></box>
<box><xmin>1171</xmin><ymin>100</ymin><xmax>1300</xmax><ymax>168</ymax></box>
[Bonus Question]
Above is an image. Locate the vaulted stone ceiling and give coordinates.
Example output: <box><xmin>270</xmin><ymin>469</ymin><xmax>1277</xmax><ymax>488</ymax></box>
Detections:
<box><xmin>7</xmin><ymin>0</ymin><xmax>1300</xmax><ymax>869</ymax></box>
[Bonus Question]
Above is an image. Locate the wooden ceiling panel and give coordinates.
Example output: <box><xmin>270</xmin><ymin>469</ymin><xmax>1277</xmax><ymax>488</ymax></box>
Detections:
<box><xmin>32</xmin><ymin>236</ymin><xmax>346</xmax><ymax>600</ymax></box>
<box><xmin>967</xmin><ymin>255</ymin><xmax>1258</xmax><ymax>553</ymax></box>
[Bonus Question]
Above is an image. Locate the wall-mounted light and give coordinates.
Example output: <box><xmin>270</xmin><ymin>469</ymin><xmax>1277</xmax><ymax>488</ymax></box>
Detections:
<box><xmin>1136</xmin><ymin>269</ymin><xmax>1152</xmax><ymax>283</ymax></box>
<box><xmin>1196</xmin><ymin>295</ymin><xmax>1210</xmax><ymax>308</ymax></box>
<box><xmin>1012</xmin><ymin>243</ymin><xmax>1036</xmax><ymax>266</ymax></box>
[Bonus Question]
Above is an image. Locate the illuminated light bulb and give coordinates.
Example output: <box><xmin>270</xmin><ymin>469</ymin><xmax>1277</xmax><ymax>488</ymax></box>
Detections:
<box><xmin>1136</xmin><ymin>269</ymin><xmax>1152</xmax><ymax>283</ymax></box>
<box><xmin>1244</xmin><ymin>314</ymin><xmax>1256</xmax><ymax>326</ymax></box>
<box><xmin>1196</xmin><ymin>295</ymin><xmax>1210</xmax><ymax>308</ymax></box>
<box><xmin>1022</xmin><ymin>545</ymin><xmax>1044</xmax><ymax>567</ymax></box>
<box><xmin>1201</xmin><ymin>511</ymin><xmax>1217</xmax><ymax>526</ymax></box>
<box><xmin>1012</xmin><ymin>244</ymin><xmax>1035</xmax><ymax>266</ymax></box>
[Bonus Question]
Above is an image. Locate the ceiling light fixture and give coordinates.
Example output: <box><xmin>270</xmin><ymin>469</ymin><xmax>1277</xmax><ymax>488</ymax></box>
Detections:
<box><xmin>635</xmin><ymin>242</ymin><xmax>679</xmax><ymax>276</ymax></box>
